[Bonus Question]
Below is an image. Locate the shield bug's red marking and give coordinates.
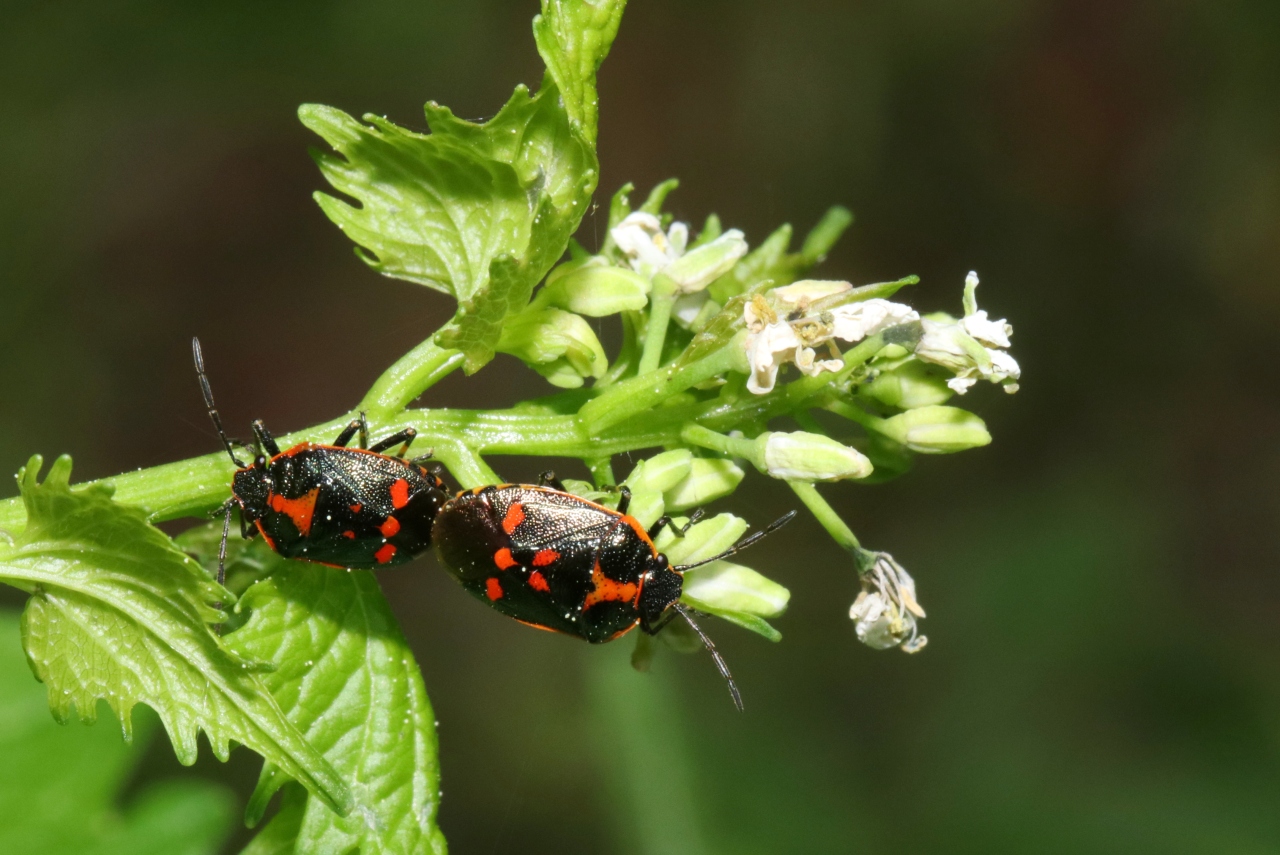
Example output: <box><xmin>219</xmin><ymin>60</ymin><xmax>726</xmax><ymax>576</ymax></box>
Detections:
<box><xmin>432</xmin><ymin>472</ymin><xmax>795</xmax><ymax>710</ymax></box>
<box><xmin>193</xmin><ymin>338</ymin><xmax>449</xmax><ymax>584</ymax></box>
<box><xmin>486</xmin><ymin>578</ymin><xmax>504</xmax><ymax>600</ymax></box>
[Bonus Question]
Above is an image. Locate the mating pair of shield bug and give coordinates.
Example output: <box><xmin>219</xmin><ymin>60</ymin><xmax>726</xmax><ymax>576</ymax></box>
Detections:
<box><xmin>194</xmin><ymin>338</ymin><xmax>792</xmax><ymax>708</ymax></box>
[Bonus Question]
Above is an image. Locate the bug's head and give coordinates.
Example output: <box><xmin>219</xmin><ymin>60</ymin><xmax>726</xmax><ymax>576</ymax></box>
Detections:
<box><xmin>638</xmin><ymin>554</ymin><xmax>683</xmax><ymax>632</ymax></box>
<box><xmin>231</xmin><ymin>462</ymin><xmax>271</xmax><ymax>520</ymax></box>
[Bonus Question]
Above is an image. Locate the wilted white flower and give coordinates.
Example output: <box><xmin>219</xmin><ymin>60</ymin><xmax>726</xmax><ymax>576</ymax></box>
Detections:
<box><xmin>611</xmin><ymin>212</ymin><xmax>747</xmax><ymax>293</ymax></box>
<box><xmin>915</xmin><ymin>271</ymin><xmax>1020</xmax><ymax>394</ymax></box>
<box><xmin>743</xmin><ymin>284</ymin><xmax>920</xmax><ymax>394</ymax></box>
<box><xmin>849</xmin><ymin>552</ymin><xmax>927</xmax><ymax>653</ymax></box>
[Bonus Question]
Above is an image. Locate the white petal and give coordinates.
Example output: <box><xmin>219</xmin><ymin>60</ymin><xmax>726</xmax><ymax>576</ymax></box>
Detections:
<box><xmin>772</xmin><ymin>279</ymin><xmax>851</xmax><ymax>307</ymax></box>
<box><xmin>611</xmin><ymin>212</ymin><xmax>671</xmax><ymax>275</ymax></box>
<box><xmin>666</xmin><ymin>221</ymin><xmax>689</xmax><ymax>260</ymax></box>
<box><xmin>962</xmin><ymin>310</ymin><xmax>1012</xmax><ymax>348</ymax></box>
<box><xmin>830</xmin><ymin>299</ymin><xmax>920</xmax><ymax>343</ymax></box>
<box><xmin>946</xmin><ymin>375</ymin><xmax>978</xmax><ymax>394</ymax></box>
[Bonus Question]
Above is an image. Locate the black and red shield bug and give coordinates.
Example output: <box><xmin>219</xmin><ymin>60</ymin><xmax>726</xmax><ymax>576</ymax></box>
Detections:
<box><xmin>192</xmin><ymin>338</ymin><xmax>449</xmax><ymax>584</ymax></box>
<box><xmin>432</xmin><ymin>472</ymin><xmax>795</xmax><ymax>710</ymax></box>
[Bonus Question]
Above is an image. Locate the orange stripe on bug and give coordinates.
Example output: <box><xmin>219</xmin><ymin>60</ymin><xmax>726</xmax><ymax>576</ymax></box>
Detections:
<box><xmin>374</xmin><ymin>543</ymin><xmax>397</xmax><ymax>564</ymax></box>
<box><xmin>502</xmin><ymin>502</ymin><xmax>525</xmax><ymax>535</ymax></box>
<box><xmin>486</xmin><ymin>577</ymin><xmax>504</xmax><ymax>600</ymax></box>
<box><xmin>583</xmin><ymin>559</ymin><xmax>639</xmax><ymax>609</ymax></box>
<box><xmin>493</xmin><ymin>548</ymin><xmax>518</xmax><ymax>570</ymax></box>
<box><xmin>390</xmin><ymin>479</ymin><xmax>411</xmax><ymax>509</ymax></box>
<box><xmin>379</xmin><ymin>516</ymin><xmax>401</xmax><ymax>537</ymax></box>
<box><xmin>268</xmin><ymin>488</ymin><xmax>320</xmax><ymax>536</ymax></box>
<box><xmin>528</xmin><ymin>570</ymin><xmax>551</xmax><ymax>592</ymax></box>
<box><xmin>532</xmin><ymin>549</ymin><xmax>559</xmax><ymax>567</ymax></box>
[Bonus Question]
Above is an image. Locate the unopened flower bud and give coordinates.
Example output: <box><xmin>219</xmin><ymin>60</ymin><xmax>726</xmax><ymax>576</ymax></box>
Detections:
<box><xmin>622</xmin><ymin>450</ymin><xmax>695</xmax><ymax>527</ymax></box>
<box><xmin>758</xmin><ymin>431</ymin><xmax>873</xmax><ymax>481</ymax></box>
<box><xmin>873</xmin><ymin>406</ymin><xmax>991</xmax><ymax>454</ymax></box>
<box><xmin>682</xmin><ymin>561</ymin><xmax>790</xmax><ymax>618</ymax></box>
<box><xmin>663</xmin><ymin>230</ymin><xmax>748</xmax><ymax>293</ymax></box>
<box><xmin>496</xmin><ymin>308</ymin><xmax>607</xmax><ymax>388</ymax></box>
<box><xmin>658</xmin><ymin>513</ymin><xmax>748</xmax><ymax>565</ymax></box>
<box><xmin>539</xmin><ymin>257</ymin><xmax>651</xmax><ymax>316</ymax></box>
<box><xmin>860</xmin><ymin>358</ymin><xmax>954</xmax><ymax>409</ymax></box>
<box><xmin>625</xmin><ymin>450</ymin><xmax>695</xmax><ymax>494</ymax></box>
<box><xmin>663</xmin><ymin>458</ymin><xmax>744</xmax><ymax>511</ymax></box>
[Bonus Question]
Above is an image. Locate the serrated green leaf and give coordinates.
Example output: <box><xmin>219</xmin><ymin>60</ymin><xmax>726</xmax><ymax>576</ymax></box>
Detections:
<box><xmin>225</xmin><ymin>544</ymin><xmax>445</xmax><ymax>854</ymax></box>
<box><xmin>0</xmin><ymin>609</ymin><xmax>236</xmax><ymax>855</ymax></box>
<box><xmin>301</xmin><ymin>104</ymin><xmax>529</xmax><ymax>299</ymax></box>
<box><xmin>0</xmin><ymin>455</ymin><xmax>352</xmax><ymax>817</ymax></box>
<box><xmin>238</xmin><ymin>784</ymin><xmax>307</xmax><ymax>855</ymax></box>
<box><xmin>533</xmin><ymin>0</ymin><xmax>627</xmax><ymax>144</ymax></box>
<box><xmin>305</xmin><ymin>0</ymin><xmax>625</xmax><ymax>373</ymax></box>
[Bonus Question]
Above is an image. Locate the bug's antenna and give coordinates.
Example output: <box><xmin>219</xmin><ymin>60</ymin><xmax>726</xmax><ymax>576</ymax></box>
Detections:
<box><xmin>672</xmin><ymin>510</ymin><xmax>797</xmax><ymax>572</ymax></box>
<box><xmin>675</xmin><ymin>603</ymin><xmax>743</xmax><ymax>712</ymax></box>
<box><xmin>192</xmin><ymin>337</ymin><xmax>246</xmax><ymax>467</ymax></box>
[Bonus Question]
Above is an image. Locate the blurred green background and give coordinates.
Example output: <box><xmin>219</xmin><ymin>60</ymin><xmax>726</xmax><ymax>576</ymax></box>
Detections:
<box><xmin>3</xmin><ymin>0</ymin><xmax>1279</xmax><ymax>853</ymax></box>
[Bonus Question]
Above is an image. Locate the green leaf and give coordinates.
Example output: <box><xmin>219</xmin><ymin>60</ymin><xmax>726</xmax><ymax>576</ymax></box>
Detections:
<box><xmin>532</xmin><ymin>0</ymin><xmax>627</xmax><ymax>145</ymax></box>
<box><xmin>305</xmin><ymin>0</ymin><xmax>626</xmax><ymax>372</ymax></box>
<box><xmin>224</xmin><ymin>544</ymin><xmax>446</xmax><ymax>854</ymax></box>
<box><xmin>0</xmin><ymin>455</ymin><xmax>352</xmax><ymax>817</ymax></box>
<box><xmin>0</xmin><ymin>609</ymin><xmax>237</xmax><ymax>855</ymax></box>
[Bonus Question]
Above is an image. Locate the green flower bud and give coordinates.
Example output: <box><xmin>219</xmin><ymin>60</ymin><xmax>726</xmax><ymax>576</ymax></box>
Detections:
<box><xmin>657</xmin><ymin>513</ymin><xmax>748</xmax><ymax>565</ymax></box>
<box><xmin>682</xmin><ymin>561</ymin><xmax>790</xmax><ymax>618</ymax></box>
<box><xmin>621</xmin><ymin>450</ymin><xmax>694</xmax><ymax>527</ymax></box>
<box><xmin>663</xmin><ymin>458</ymin><xmax>744</xmax><ymax>511</ymax></box>
<box><xmin>757</xmin><ymin>431</ymin><xmax>873</xmax><ymax>481</ymax></box>
<box><xmin>873</xmin><ymin>406</ymin><xmax>991</xmax><ymax>454</ymax></box>
<box><xmin>860</xmin><ymin>358</ymin><xmax>955</xmax><ymax>409</ymax></box>
<box><xmin>624</xmin><ymin>450</ymin><xmax>694</xmax><ymax>494</ymax></box>
<box><xmin>538</xmin><ymin>257</ymin><xmax>651</xmax><ymax>316</ymax></box>
<box><xmin>496</xmin><ymin>308</ymin><xmax>607</xmax><ymax>389</ymax></box>
<box><xmin>663</xmin><ymin>229</ymin><xmax>748</xmax><ymax>293</ymax></box>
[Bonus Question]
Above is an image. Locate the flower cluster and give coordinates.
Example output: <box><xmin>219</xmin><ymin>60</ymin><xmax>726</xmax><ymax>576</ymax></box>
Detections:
<box><xmin>485</xmin><ymin>182</ymin><xmax>1021</xmax><ymax>656</ymax></box>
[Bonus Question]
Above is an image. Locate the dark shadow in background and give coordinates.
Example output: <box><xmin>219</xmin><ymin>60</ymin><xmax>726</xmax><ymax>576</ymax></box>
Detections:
<box><xmin>3</xmin><ymin>1</ymin><xmax>1279</xmax><ymax>853</ymax></box>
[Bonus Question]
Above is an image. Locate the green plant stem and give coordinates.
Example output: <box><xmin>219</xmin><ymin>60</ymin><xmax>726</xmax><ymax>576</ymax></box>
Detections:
<box><xmin>787</xmin><ymin>480</ymin><xmax>861</xmax><ymax>553</ymax></box>
<box><xmin>358</xmin><ymin>338</ymin><xmax>464</xmax><ymax>419</ymax></box>
<box><xmin>636</xmin><ymin>273</ymin><xmax>677</xmax><ymax>376</ymax></box>
<box><xmin>0</xmin><ymin>324</ymin><xmax>893</xmax><ymax>534</ymax></box>
<box><xmin>680</xmin><ymin>423</ymin><xmax>761</xmax><ymax>466</ymax></box>
<box><xmin>579</xmin><ymin>332</ymin><xmax>746</xmax><ymax>434</ymax></box>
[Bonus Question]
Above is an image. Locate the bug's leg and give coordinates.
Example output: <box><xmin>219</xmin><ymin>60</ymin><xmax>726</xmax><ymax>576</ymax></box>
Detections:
<box><xmin>251</xmin><ymin>420</ymin><xmax>281</xmax><ymax>457</ymax></box>
<box><xmin>537</xmin><ymin>470</ymin><xmax>567</xmax><ymax>492</ymax></box>
<box><xmin>647</xmin><ymin>508</ymin><xmax>705</xmax><ymax>541</ymax></box>
<box><xmin>216</xmin><ymin>501</ymin><xmax>233</xmax><ymax>588</ymax></box>
<box><xmin>370</xmin><ymin>427</ymin><xmax>418</xmax><ymax>458</ymax></box>
<box><xmin>613</xmin><ymin>486</ymin><xmax>632</xmax><ymax>516</ymax></box>
<box><xmin>409</xmin><ymin>448</ymin><xmax>435</xmax><ymax>467</ymax></box>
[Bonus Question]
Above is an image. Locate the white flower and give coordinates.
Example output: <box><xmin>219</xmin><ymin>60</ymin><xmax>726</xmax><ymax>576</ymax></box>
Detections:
<box><xmin>742</xmin><ymin>284</ymin><xmax>920</xmax><ymax>394</ymax></box>
<box><xmin>611</xmin><ymin>212</ymin><xmax>747</xmax><ymax>293</ymax></box>
<box><xmin>849</xmin><ymin>552</ymin><xmax>927</xmax><ymax>653</ymax></box>
<box><xmin>915</xmin><ymin>271</ymin><xmax>1020</xmax><ymax>394</ymax></box>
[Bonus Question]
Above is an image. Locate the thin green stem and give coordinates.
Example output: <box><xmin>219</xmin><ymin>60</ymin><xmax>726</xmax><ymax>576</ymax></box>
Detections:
<box><xmin>580</xmin><ymin>333</ymin><xmax>746</xmax><ymax>434</ymax></box>
<box><xmin>586</xmin><ymin>457</ymin><xmax>616</xmax><ymax>488</ymax></box>
<box><xmin>636</xmin><ymin>273</ymin><xmax>677</xmax><ymax>376</ymax></box>
<box><xmin>358</xmin><ymin>338</ymin><xmax>464</xmax><ymax>419</ymax></box>
<box><xmin>787</xmin><ymin>480</ymin><xmax>862</xmax><ymax>553</ymax></box>
<box><xmin>680</xmin><ymin>424</ymin><xmax>760</xmax><ymax>466</ymax></box>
